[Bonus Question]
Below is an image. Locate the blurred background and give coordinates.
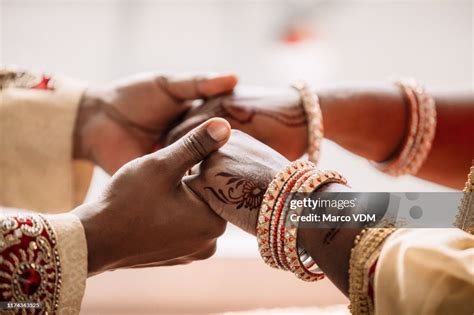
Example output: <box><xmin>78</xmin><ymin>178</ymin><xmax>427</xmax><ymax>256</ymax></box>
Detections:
<box><xmin>2</xmin><ymin>0</ymin><xmax>473</xmax><ymax>314</ymax></box>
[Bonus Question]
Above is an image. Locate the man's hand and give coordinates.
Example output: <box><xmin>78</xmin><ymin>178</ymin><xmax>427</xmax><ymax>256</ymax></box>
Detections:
<box><xmin>73</xmin><ymin>118</ymin><xmax>231</xmax><ymax>275</ymax></box>
<box><xmin>74</xmin><ymin>73</ymin><xmax>238</xmax><ymax>173</ymax></box>
<box><xmin>167</xmin><ymin>86</ymin><xmax>308</xmax><ymax>161</ymax></box>
<box><xmin>183</xmin><ymin>130</ymin><xmax>289</xmax><ymax>235</ymax></box>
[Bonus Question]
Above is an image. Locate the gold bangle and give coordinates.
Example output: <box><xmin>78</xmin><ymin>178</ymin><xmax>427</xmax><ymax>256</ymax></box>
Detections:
<box><xmin>292</xmin><ymin>82</ymin><xmax>324</xmax><ymax>164</ymax></box>
<box><xmin>454</xmin><ymin>164</ymin><xmax>474</xmax><ymax>234</ymax></box>
<box><xmin>348</xmin><ymin>225</ymin><xmax>397</xmax><ymax>315</ymax></box>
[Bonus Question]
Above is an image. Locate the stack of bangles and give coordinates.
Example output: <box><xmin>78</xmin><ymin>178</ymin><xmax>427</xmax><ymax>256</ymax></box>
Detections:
<box><xmin>256</xmin><ymin>160</ymin><xmax>347</xmax><ymax>281</ymax></box>
<box><xmin>372</xmin><ymin>79</ymin><xmax>437</xmax><ymax>176</ymax></box>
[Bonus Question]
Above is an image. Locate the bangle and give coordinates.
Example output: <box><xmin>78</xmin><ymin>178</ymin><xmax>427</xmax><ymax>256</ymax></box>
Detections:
<box><xmin>276</xmin><ymin>170</ymin><xmax>315</xmax><ymax>270</ymax></box>
<box><xmin>257</xmin><ymin>160</ymin><xmax>314</xmax><ymax>268</ymax></box>
<box><xmin>372</xmin><ymin>79</ymin><xmax>437</xmax><ymax>176</ymax></box>
<box><xmin>292</xmin><ymin>82</ymin><xmax>324</xmax><ymax>164</ymax></box>
<box><xmin>257</xmin><ymin>163</ymin><xmax>348</xmax><ymax>282</ymax></box>
<box><xmin>348</xmin><ymin>226</ymin><xmax>397</xmax><ymax>315</ymax></box>
<box><xmin>454</xmin><ymin>164</ymin><xmax>474</xmax><ymax>234</ymax></box>
<box><xmin>284</xmin><ymin>170</ymin><xmax>347</xmax><ymax>282</ymax></box>
<box><xmin>270</xmin><ymin>168</ymin><xmax>312</xmax><ymax>270</ymax></box>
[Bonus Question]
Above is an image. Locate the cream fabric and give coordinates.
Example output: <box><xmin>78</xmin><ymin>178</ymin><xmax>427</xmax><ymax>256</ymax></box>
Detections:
<box><xmin>47</xmin><ymin>213</ymin><xmax>88</xmax><ymax>315</ymax></box>
<box><xmin>0</xmin><ymin>69</ymin><xmax>91</xmax><ymax>314</ymax></box>
<box><xmin>374</xmin><ymin>228</ymin><xmax>474</xmax><ymax>315</ymax></box>
<box><xmin>0</xmin><ymin>74</ymin><xmax>93</xmax><ymax>212</ymax></box>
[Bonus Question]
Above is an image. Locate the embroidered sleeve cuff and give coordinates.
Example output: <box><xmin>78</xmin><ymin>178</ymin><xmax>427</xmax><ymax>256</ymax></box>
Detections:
<box><xmin>0</xmin><ymin>213</ymin><xmax>87</xmax><ymax>315</ymax></box>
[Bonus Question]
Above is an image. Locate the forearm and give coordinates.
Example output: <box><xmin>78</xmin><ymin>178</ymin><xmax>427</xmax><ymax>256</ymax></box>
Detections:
<box><xmin>317</xmin><ymin>85</ymin><xmax>474</xmax><ymax>188</ymax></box>
<box><xmin>297</xmin><ymin>183</ymin><xmax>390</xmax><ymax>296</ymax></box>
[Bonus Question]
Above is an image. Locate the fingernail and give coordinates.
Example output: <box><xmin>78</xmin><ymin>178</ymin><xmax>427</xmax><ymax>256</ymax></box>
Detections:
<box><xmin>207</xmin><ymin>121</ymin><xmax>229</xmax><ymax>141</ymax></box>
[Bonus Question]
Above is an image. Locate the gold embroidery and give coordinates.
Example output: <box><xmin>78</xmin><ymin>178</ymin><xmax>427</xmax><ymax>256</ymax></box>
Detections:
<box><xmin>348</xmin><ymin>226</ymin><xmax>397</xmax><ymax>315</ymax></box>
<box><xmin>0</xmin><ymin>215</ymin><xmax>62</xmax><ymax>314</ymax></box>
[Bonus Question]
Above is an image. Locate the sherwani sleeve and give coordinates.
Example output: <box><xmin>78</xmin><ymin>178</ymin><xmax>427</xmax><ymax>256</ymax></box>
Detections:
<box><xmin>0</xmin><ymin>69</ymin><xmax>91</xmax><ymax>313</ymax></box>
<box><xmin>0</xmin><ymin>213</ymin><xmax>87</xmax><ymax>315</ymax></box>
<box><xmin>374</xmin><ymin>228</ymin><xmax>474</xmax><ymax>315</ymax></box>
<box><xmin>0</xmin><ymin>68</ymin><xmax>94</xmax><ymax>213</ymax></box>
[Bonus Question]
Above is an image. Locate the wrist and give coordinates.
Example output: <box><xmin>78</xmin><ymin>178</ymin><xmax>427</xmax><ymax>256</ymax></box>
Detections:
<box><xmin>73</xmin><ymin>89</ymin><xmax>103</xmax><ymax>161</ymax></box>
<box><xmin>73</xmin><ymin>202</ymin><xmax>113</xmax><ymax>276</ymax></box>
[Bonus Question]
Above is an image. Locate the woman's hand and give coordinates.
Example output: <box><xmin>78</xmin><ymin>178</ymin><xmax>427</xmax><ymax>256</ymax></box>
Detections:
<box><xmin>167</xmin><ymin>87</ymin><xmax>309</xmax><ymax>161</ymax></box>
<box><xmin>74</xmin><ymin>73</ymin><xmax>238</xmax><ymax>174</ymax></box>
<box><xmin>183</xmin><ymin>130</ymin><xmax>290</xmax><ymax>235</ymax></box>
<box><xmin>73</xmin><ymin>118</ymin><xmax>231</xmax><ymax>276</ymax></box>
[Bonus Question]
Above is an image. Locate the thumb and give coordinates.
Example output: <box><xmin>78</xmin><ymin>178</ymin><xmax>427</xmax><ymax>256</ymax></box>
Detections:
<box><xmin>162</xmin><ymin>118</ymin><xmax>231</xmax><ymax>180</ymax></box>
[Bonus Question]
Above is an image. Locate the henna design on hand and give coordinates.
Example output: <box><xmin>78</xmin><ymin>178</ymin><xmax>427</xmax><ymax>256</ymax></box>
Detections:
<box><xmin>195</xmin><ymin>97</ymin><xmax>307</xmax><ymax>127</ymax></box>
<box><xmin>204</xmin><ymin>172</ymin><xmax>267</xmax><ymax>210</ymax></box>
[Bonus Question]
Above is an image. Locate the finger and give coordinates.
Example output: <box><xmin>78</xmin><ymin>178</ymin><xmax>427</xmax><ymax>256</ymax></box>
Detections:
<box><xmin>166</xmin><ymin>114</ymin><xmax>210</xmax><ymax>145</ymax></box>
<box><xmin>156</xmin><ymin>74</ymin><xmax>238</xmax><ymax>100</ymax></box>
<box><xmin>165</xmin><ymin>97</ymin><xmax>227</xmax><ymax>145</ymax></box>
<box><xmin>159</xmin><ymin>117</ymin><xmax>231</xmax><ymax>180</ymax></box>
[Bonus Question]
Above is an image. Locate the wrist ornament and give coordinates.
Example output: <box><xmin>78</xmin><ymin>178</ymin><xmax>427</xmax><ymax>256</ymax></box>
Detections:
<box><xmin>292</xmin><ymin>82</ymin><xmax>324</xmax><ymax>164</ymax></box>
<box><xmin>257</xmin><ymin>160</ymin><xmax>347</xmax><ymax>282</ymax></box>
<box><xmin>372</xmin><ymin>79</ymin><xmax>437</xmax><ymax>176</ymax></box>
<box><xmin>454</xmin><ymin>164</ymin><xmax>474</xmax><ymax>234</ymax></box>
<box><xmin>348</xmin><ymin>225</ymin><xmax>397</xmax><ymax>315</ymax></box>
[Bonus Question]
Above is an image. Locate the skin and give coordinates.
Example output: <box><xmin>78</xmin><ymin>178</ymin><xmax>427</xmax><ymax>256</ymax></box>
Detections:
<box><xmin>185</xmin><ymin>131</ymin><xmax>388</xmax><ymax>296</ymax></box>
<box><xmin>184</xmin><ymin>130</ymin><xmax>289</xmax><ymax>234</ymax></box>
<box><xmin>73</xmin><ymin>118</ymin><xmax>233</xmax><ymax>276</ymax></box>
<box><xmin>74</xmin><ymin>72</ymin><xmax>238</xmax><ymax>174</ymax></box>
<box><xmin>169</xmin><ymin>85</ymin><xmax>474</xmax><ymax>189</ymax></box>
<box><xmin>71</xmin><ymin>72</ymin><xmax>238</xmax><ymax>275</ymax></box>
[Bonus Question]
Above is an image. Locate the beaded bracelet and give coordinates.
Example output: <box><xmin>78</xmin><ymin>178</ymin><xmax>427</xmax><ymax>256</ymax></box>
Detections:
<box><xmin>292</xmin><ymin>82</ymin><xmax>324</xmax><ymax>164</ymax></box>
<box><xmin>373</xmin><ymin>79</ymin><xmax>437</xmax><ymax>176</ymax></box>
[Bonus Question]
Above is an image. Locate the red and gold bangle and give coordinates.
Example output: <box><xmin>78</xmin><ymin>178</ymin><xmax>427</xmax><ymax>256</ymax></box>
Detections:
<box><xmin>399</xmin><ymin>82</ymin><xmax>437</xmax><ymax>174</ymax></box>
<box><xmin>276</xmin><ymin>170</ymin><xmax>315</xmax><ymax>270</ymax></box>
<box><xmin>373</xmin><ymin>79</ymin><xmax>436</xmax><ymax>176</ymax></box>
<box><xmin>284</xmin><ymin>170</ymin><xmax>347</xmax><ymax>282</ymax></box>
<box><xmin>267</xmin><ymin>162</ymin><xmax>314</xmax><ymax>269</ymax></box>
<box><xmin>376</xmin><ymin>81</ymin><xmax>420</xmax><ymax>174</ymax></box>
<box><xmin>257</xmin><ymin>160</ymin><xmax>314</xmax><ymax>268</ymax></box>
<box><xmin>257</xmin><ymin>163</ymin><xmax>349</xmax><ymax>282</ymax></box>
<box><xmin>292</xmin><ymin>82</ymin><xmax>324</xmax><ymax>164</ymax></box>
<box><xmin>269</xmin><ymin>168</ymin><xmax>312</xmax><ymax>270</ymax></box>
